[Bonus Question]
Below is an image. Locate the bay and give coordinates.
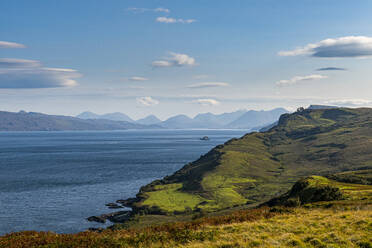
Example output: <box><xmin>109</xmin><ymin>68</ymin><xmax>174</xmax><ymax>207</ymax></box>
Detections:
<box><xmin>0</xmin><ymin>129</ymin><xmax>248</xmax><ymax>235</ymax></box>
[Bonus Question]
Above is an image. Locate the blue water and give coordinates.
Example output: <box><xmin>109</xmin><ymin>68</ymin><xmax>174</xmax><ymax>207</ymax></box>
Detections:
<box><xmin>0</xmin><ymin>129</ymin><xmax>248</xmax><ymax>235</ymax></box>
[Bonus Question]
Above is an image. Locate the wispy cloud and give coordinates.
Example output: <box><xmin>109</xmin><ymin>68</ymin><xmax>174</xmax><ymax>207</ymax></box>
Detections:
<box><xmin>127</xmin><ymin>7</ymin><xmax>170</xmax><ymax>14</ymax></box>
<box><xmin>324</xmin><ymin>99</ymin><xmax>372</xmax><ymax>107</ymax></box>
<box><xmin>316</xmin><ymin>67</ymin><xmax>346</xmax><ymax>71</ymax></box>
<box><xmin>0</xmin><ymin>58</ymin><xmax>40</xmax><ymax>68</ymax></box>
<box><xmin>0</xmin><ymin>41</ymin><xmax>26</xmax><ymax>49</ymax></box>
<box><xmin>276</xmin><ymin>74</ymin><xmax>327</xmax><ymax>86</ymax></box>
<box><xmin>136</xmin><ymin>96</ymin><xmax>159</xmax><ymax>106</ymax></box>
<box><xmin>152</xmin><ymin>52</ymin><xmax>196</xmax><ymax>68</ymax></box>
<box><xmin>156</xmin><ymin>17</ymin><xmax>196</xmax><ymax>24</ymax></box>
<box><xmin>187</xmin><ymin>82</ymin><xmax>230</xmax><ymax>89</ymax></box>
<box><xmin>0</xmin><ymin>58</ymin><xmax>80</xmax><ymax>88</ymax></box>
<box><xmin>193</xmin><ymin>74</ymin><xmax>210</xmax><ymax>80</ymax></box>
<box><xmin>192</xmin><ymin>98</ymin><xmax>220</xmax><ymax>106</ymax></box>
<box><xmin>279</xmin><ymin>36</ymin><xmax>372</xmax><ymax>58</ymax></box>
<box><xmin>129</xmin><ymin>76</ymin><xmax>148</xmax><ymax>81</ymax></box>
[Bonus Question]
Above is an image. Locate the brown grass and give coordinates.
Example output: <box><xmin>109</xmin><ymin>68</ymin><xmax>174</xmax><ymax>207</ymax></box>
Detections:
<box><xmin>1</xmin><ymin>205</ymin><xmax>371</xmax><ymax>248</ymax></box>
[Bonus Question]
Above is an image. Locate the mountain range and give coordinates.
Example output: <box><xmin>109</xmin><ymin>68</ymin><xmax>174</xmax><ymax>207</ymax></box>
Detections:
<box><xmin>76</xmin><ymin>111</ymin><xmax>135</xmax><ymax>123</ymax></box>
<box><xmin>0</xmin><ymin>111</ymin><xmax>161</xmax><ymax>131</ymax></box>
<box><xmin>76</xmin><ymin>108</ymin><xmax>289</xmax><ymax>130</ymax></box>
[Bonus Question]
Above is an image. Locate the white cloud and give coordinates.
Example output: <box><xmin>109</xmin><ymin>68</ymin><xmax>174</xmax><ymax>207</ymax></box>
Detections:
<box><xmin>0</xmin><ymin>41</ymin><xmax>26</xmax><ymax>49</ymax></box>
<box><xmin>0</xmin><ymin>58</ymin><xmax>80</xmax><ymax>88</ymax></box>
<box><xmin>127</xmin><ymin>7</ymin><xmax>170</xmax><ymax>14</ymax></box>
<box><xmin>152</xmin><ymin>52</ymin><xmax>196</xmax><ymax>68</ymax></box>
<box><xmin>324</xmin><ymin>99</ymin><xmax>372</xmax><ymax>107</ymax></box>
<box><xmin>129</xmin><ymin>76</ymin><xmax>148</xmax><ymax>81</ymax></box>
<box><xmin>276</xmin><ymin>74</ymin><xmax>327</xmax><ymax>86</ymax></box>
<box><xmin>154</xmin><ymin>8</ymin><xmax>170</xmax><ymax>13</ymax></box>
<box><xmin>156</xmin><ymin>17</ymin><xmax>196</xmax><ymax>24</ymax></box>
<box><xmin>279</xmin><ymin>36</ymin><xmax>372</xmax><ymax>58</ymax></box>
<box><xmin>0</xmin><ymin>58</ymin><xmax>41</xmax><ymax>68</ymax></box>
<box><xmin>187</xmin><ymin>82</ymin><xmax>230</xmax><ymax>89</ymax></box>
<box><xmin>136</xmin><ymin>96</ymin><xmax>159</xmax><ymax>106</ymax></box>
<box><xmin>192</xmin><ymin>98</ymin><xmax>220</xmax><ymax>106</ymax></box>
<box><xmin>151</xmin><ymin>60</ymin><xmax>173</xmax><ymax>67</ymax></box>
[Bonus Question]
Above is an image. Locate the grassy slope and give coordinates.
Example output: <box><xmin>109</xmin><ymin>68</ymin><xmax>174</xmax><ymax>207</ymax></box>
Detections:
<box><xmin>130</xmin><ymin>108</ymin><xmax>372</xmax><ymax>214</ymax></box>
<box><xmin>1</xmin><ymin>176</ymin><xmax>371</xmax><ymax>248</ymax></box>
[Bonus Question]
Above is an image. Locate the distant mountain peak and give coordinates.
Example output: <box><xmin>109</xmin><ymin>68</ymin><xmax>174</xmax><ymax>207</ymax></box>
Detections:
<box><xmin>136</xmin><ymin>115</ymin><xmax>161</xmax><ymax>125</ymax></box>
<box><xmin>76</xmin><ymin>112</ymin><xmax>134</xmax><ymax>122</ymax></box>
<box><xmin>76</xmin><ymin>111</ymin><xmax>100</xmax><ymax>119</ymax></box>
<box><xmin>226</xmin><ymin>108</ymin><xmax>289</xmax><ymax>129</ymax></box>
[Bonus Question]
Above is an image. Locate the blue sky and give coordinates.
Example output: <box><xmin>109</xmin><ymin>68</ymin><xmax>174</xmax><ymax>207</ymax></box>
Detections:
<box><xmin>1</xmin><ymin>0</ymin><xmax>372</xmax><ymax>119</ymax></box>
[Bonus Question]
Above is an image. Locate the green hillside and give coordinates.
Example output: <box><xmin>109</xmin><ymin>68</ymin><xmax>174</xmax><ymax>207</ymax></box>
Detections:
<box><xmin>128</xmin><ymin>107</ymin><xmax>372</xmax><ymax>214</ymax></box>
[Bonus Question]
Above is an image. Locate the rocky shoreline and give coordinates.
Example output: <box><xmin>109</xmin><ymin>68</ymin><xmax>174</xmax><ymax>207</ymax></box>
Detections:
<box><xmin>86</xmin><ymin>198</ymin><xmax>139</xmax><ymax>225</ymax></box>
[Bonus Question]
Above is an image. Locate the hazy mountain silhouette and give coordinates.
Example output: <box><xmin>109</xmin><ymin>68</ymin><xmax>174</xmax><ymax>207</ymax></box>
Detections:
<box><xmin>77</xmin><ymin>111</ymin><xmax>134</xmax><ymax>122</ymax></box>
<box><xmin>136</xmin><ymin>115</ymin><xmax>162</xmax><ymax>125</ymax></box>
<box><xmin>0</xmin><ymin>111</ymin><xmax>160</xmax><ymax>131</ymax></box>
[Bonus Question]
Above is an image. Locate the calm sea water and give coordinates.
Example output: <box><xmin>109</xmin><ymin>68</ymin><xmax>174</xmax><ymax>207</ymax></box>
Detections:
<box><xmin>0</xmin><ymin>129</ymin><xmax>248</xmax><ymax>235</ymax></box>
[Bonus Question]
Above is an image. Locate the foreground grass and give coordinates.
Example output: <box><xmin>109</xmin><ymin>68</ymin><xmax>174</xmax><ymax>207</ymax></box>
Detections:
<box><xmin>185</xmin><ymin>207</ymin><xmax>372</xmax><ymax>248</ymax></box>
<box><xmin>1</xmin><ymin>206</ymin><xmax>371</xmax><ymax>248</ymax></box>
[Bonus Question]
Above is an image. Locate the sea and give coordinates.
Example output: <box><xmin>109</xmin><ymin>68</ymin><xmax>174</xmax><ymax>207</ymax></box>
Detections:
<box><xmin>0</xmin><ymin>129</ymin><xmax>248</xmax><ymax>235</ymax></box>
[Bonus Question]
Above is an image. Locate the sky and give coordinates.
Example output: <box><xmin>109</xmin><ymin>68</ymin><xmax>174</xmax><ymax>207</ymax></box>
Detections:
<box><xmin>1</xmin><ymin>0</ymin><xmax>372</xmax><ymax>120</ymax></box>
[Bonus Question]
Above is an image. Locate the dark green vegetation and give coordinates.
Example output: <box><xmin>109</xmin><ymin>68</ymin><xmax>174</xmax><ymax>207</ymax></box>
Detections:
<box><xmin>265</xmin><ymin>175</ymin><xmax>372</xmax><ymax>207</ymax></box>
<box><xmin>127</xmin><ymin>108</ymin><xmax>372</xmax><ymax>215</ymax></box>
<box><xmin>327</xmin><ymin>169</ymin><xmax>372</xmax><ymax>185</ymax></box>
<box><xmin>0</xmin><ymin>111</ymin><xmax>161</xmax><ymax>131</ymax></box>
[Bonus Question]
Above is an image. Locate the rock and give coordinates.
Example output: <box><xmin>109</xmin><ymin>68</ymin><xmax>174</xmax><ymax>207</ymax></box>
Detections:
<box><xmin>87</xmin><ymin>215</ymin><xmax>106</xmax><ymax>223</ymax></box>
<box><xmin>109</xmin><ymin>205</ymin><xmax>123</xmax><ymax>209</ymax></box>
<box><xmin>105</xmin><ymin>203</ymin><xmax>123</xmax><ymax>209</ymax></box>
<box><xmin>87</xmin><ymin>210</ymin><xmax>132</xmax><ymax>224</ymax></box>
<box><xmin>106</xmin><ymin>211</ymin><xmax>132</xmax><ymax>223</ymax></box>
<box><xmin>116</xmin><ymin>198</ymin><xmax>138</xmax><ymax>207</ymax></box>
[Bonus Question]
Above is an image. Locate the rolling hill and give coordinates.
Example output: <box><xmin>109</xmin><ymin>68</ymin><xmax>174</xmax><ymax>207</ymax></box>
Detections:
<box><xmin>126</xmin><ymin>107</ymin><xmax>372</xmax><ymax>214</ymax></box>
